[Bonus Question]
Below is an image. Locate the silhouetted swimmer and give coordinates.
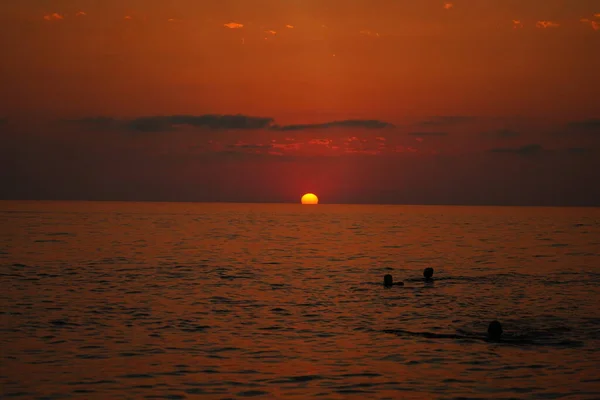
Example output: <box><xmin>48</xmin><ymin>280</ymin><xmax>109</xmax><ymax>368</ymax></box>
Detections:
<box><xmin>423</xmin><ymin>267</ymin><xmax>434</xmax><ymax>281</ymax></box>
<box><xmin>384</xmin><ymin>323</ymin><xmax>504</xmax><ymax>342</ymax></box>
<box><xmin>384</xmin><ymin>320</ymin><xmax>578</xmax><ymax>346</ymax></box>
<box><xmin>487</xmin><ymin>320</ymin><xmax>503</xmax><ymax>341</ymax></box>
<box><xmin>383</xmin><ymin>274</ymin><xmax>404</xmax><ymax>287</ymax></box>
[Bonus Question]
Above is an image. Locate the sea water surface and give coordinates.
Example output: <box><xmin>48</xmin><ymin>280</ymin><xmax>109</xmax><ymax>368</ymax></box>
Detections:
<box><xmin>1</xmin><ymin>201</ymin><xmax>600</xmax><ymax>399</ymax></box>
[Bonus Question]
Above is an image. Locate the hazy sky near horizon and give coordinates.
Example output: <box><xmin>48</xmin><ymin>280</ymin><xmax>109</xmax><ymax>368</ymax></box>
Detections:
<box><xmin>1</xmin><ymin>0</ymin><xmax>600</xmax><ymax>205</ymax></box>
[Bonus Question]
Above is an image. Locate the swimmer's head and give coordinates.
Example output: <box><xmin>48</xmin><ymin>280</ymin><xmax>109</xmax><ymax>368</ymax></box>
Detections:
<box><xmin>487</xmin><ymin>320</ymin><xmax>503</xmax><ymax>340</ymax></box>
<box><xmin>384</xmin><ymin>274</ymin><xmax>393</xmax><ymax>287</ymax></box>
<box><xmin>423</xmin><ymin>267</ymin><xmax>434</xmax><ymax>280</ymax></box>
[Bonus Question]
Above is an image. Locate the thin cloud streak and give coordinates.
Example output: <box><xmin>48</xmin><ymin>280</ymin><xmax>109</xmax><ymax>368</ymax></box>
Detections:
<box><xmin>359</xmin><ymin>30</ymin><xmax>380</xmax><ymax>37</ymax></box>
<box><xmin>224</xmin><ymin>22</ymin><xmax>244</xmax><ymax>29</ymax></box>
<box><xmin>43</xmin><ymin>13</ymin><xmax>64</xmax><ymax>21</ymax></box>
<box><xmin>128</xmin><ymin>115</ymin><xmax>273</xmax><ymax>132</ymax></box>
<box><xmin>72</xmin><ymin>115</ymin><xmax>395</xmax><ymax>132</ymax></box>
<box><xmin>270</xmin><ymin>119</ymin><xmax>394</xmax><ymax>131</ymax></box>
<box><xmin>536</xmin><ymin>20</ymin><xmax>560</xmax><ymax>28</ymax></box>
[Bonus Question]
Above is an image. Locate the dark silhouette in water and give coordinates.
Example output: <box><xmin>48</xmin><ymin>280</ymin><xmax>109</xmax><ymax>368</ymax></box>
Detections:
<box><xmin>384</xmin><ymin>274</ymin><xmax>404</xmax><ymax>287</ymax></box>
<box><xmin>487</xmin><ymin>320</ymin><xmax>503</xmax><ymax>340</ymax></box>
<box><xmin>384</xmin><ymin>320</ymin><xmax>584</xmax><ymax>347</ymax></box>
<box><xmin>423</xmin><ymin>267</ymin><xmax>434</xmax><ymax>281</ymax></box>
<box><xmin>384</xmin><ymin>321</ymin><xmax>532</xmax><ymax>344</ymax></box>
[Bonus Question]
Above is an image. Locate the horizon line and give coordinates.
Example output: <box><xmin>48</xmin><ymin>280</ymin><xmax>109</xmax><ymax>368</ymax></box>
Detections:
<box><xmin>1</xmin><ymin>199</ymin><xmax>599</xmax><ymax>208</ymax></box>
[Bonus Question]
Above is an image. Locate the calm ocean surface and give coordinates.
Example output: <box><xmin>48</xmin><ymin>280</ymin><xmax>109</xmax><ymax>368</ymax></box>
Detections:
<box><xmin>1</xmin><ymin>201</ymin><xmax>600</xmax><ymax>399</ymax></box>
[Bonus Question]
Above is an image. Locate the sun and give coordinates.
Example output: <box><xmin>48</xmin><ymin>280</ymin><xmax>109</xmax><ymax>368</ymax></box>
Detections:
<box><xmin>301</xmin><ymin>193</ymin><xmax>319</xmax><ymax>205</ymax></box>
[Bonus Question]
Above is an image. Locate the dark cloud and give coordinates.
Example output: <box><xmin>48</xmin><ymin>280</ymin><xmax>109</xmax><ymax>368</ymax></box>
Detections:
<box><xmin>489</xmin><ymin>145</ymin><xmax>595</xmax><ymax>157</ymax></box>
<box><xmin>127</xmin><ymin>115</ymin><xmax>275</xmax><ymax>132</ymax></box>
<box><xmin>72</xmin><ymin>115</ymin><xmax>394</xmax><ymax>132</ymax></box>
<box><xmin>70</xmin><ymin>114</ymin><xmax>274</xmax><ymax>132</ymax></box>
<box><xmin>567</xmin><ymin>118</ymin><xmax>600</xmax><ymax>132</ymax></box>
<box><xmin>489</xmin><ymin>144</ymin><xmax>543</xmax><ymax>155</ymax></box>
<box><xmin>566</xmin><ymin>147</ymin><xmax>594</xmax><ymax>155</ymax></box>
<box><xmin>549</xmin><ymin>118</ymin><xmax>600</xmax><ymax>137</ymax></box>
<box><xmin>418</xmin><ymin>116</ymin><xmax>476</xmax><ymax>126</ymax></box>
<box><xmin>481</xmin><ymin>129</ymin><xmax>520</xmax><ymax>139</ymax></box>
<box><xmin>407</xmin><ymin>131</ymin><xmax>449</xmax><ymax>137</ymax></box>
<box><xmin>3</xmin><ymin>129</ymin><xmax>600</xmax><ymax>205</ymax></box>
<box><xmin>271</xmin><ymin>119</ymin><xmax>394</xmax><ymax>131</ymax></box>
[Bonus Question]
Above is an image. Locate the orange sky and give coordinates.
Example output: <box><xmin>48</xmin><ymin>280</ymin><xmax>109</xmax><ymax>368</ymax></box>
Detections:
<box><xmin>1</xmin><ymin>0</ymin><xmax>599</xmax><ymax>205</ymax></box>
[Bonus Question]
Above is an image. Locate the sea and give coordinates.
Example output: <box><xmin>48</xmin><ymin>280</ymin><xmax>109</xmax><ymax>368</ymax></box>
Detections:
<box><xmin>1</xmin><ymin>201</ymin><xmax>600</xmax><ymax>400</ymax></box>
